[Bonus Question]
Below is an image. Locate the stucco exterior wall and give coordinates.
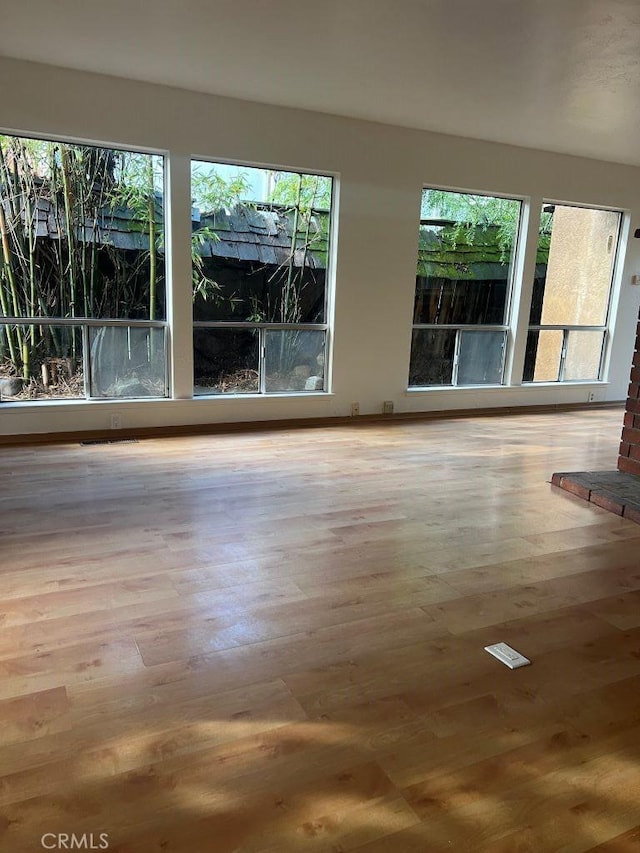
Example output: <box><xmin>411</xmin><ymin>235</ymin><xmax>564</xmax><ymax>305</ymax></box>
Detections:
<box><xmin>534</xmin><ymin>206</ymin><xmax>619</xmax><ymax>380</ymax></box>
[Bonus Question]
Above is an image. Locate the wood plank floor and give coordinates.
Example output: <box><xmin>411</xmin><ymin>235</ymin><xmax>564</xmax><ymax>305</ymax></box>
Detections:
<box><xmin>1</xmin><ymin>409</ymin><xmax>640</xmax><ymax>852</ymax></box>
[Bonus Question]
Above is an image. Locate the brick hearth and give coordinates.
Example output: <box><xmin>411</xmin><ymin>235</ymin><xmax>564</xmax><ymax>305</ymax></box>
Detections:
<box><xmin>552</xmin><ymin>311</ymin><xmax>640</xmax><ymax>523</ymax></box>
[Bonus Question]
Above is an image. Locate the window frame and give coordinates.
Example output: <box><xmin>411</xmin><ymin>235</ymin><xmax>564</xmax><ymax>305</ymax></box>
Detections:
<box><xmin>0</xmin><ymin>130</ymin><xmax>170</xmax><ymax>402</ymax></box>
<box><xmin>409</xmin><ymin>186</ymin><xmax>523</xmax><ymax>389</ymax></box>
<box><xmin>190</xmin><ymin>157</ymin><xmax>336</xmax><ymax>397</ymax></box>
<box><xmin>524</xmin><ymin>200</ymin><xmax>623</xmax><ymax>384</ymax></box>
<box><xmin>192</xmin><ymin>320</ymin><xmax>329</xmax><ymax>395</ymax></box>
<box><xmin>410</xmin><ymin>324</ymin><xmax>508</xmax><ymax>387</ymax></box>
<box><xmin>525</xmin><ymin>325</ymin><xmax>607</xmax><ymax>383</ymax></box>
<box><xmin>0</xmin><ymin>317</ymin><xmax>170</xmax><ymax>400</ymax></box>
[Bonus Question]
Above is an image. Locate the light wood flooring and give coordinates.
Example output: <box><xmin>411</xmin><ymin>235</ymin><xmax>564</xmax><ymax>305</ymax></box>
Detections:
<box><xmin>1</xmin><ymin>409</ymin><xmax>640</xmax><ymax>852</ymax></box>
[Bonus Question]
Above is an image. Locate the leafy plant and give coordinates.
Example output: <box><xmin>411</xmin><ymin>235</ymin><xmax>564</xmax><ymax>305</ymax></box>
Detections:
<box><xmin>0</xmin><ymin>134</ymin><xmax>164</xmax><ymax>384</ymax></box>
<box><xmin>421</xmin><ymin>189</ymin><xmax>521</xmax><ymax>261</ymax></box>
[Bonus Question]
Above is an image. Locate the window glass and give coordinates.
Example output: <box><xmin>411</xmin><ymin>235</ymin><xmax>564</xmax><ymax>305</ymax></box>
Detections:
<box><xmin>409</xmin><ymin>329</ymin><xmax>456</xmax><ymax>386</ymax></box>
<box><xmin>415</xmin><ymin>189</ymin><xmax>521</xmax><ymax>326</ymax></box>
<box><xmin>410</xmin><ymin>188</ymin><xmax>520</xmax><ymax>388</ymax></box>
<box><xmin>191</xmin><ymin>161</ymin><xmax>333</xmax><ymax>396</ymax></box>
<box><xmin>563</xmin><ymin>330</ymin><xmax>604</xmax><ymax>381</ymax></box>
<box><xmin>191</xmin><ymin>162</ymin><xmax>331</xmax><ymax>325</ymax></box>
<box><xmin>524</xmin><ymin>330</ymin><xmax>563</xmax><ymax>382</ymax></box>
<box><xmin>0</xmin><ymin>324</ymin><xmax>84</xmax><ymax>401</ymax></box>
<box><xmin>89</xmin><ymin>326</ymin><xmax>165</xmax><ymax>398</ymax></box>
<box><xmin>265</xmin><ymin>329</ymin><xmax>325</xmax><ymax>392</ymax></box>
<box><xmin>0</xmin><ymin>135</ymin><xmax>164</xmax><ymax>321</ymax></box>
<box><xmin>414</xmin><ymin>278</ymin><xmax>508</xmax><ymax>325</ymax></box>
<box><xmin>0</xmin><ymin>133</ymin><xmax>166</xmax><ymax>401</ymax></box>
<box><xmin>193</xmin><ymin>328</ymin><xmax>259</xmax><ymax>395</ymax></box>
<box><xmin>457</xmin><ymin>330</ymin><xmax>505</xmax><ymax>385</ymax></box>
<box><xmin>530</xmin><ymin>205</ymin><xmax>620</xmax><ymax>326</ymax></box>
<box><xmin>526</xmin><ymin>203</ymin><xmax>620</xmax><ymax>383</ymax></box>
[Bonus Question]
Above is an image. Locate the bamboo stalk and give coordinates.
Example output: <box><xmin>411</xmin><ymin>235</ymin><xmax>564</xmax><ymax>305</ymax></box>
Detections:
<box><xmin>0</xmin><ymin>140</ymin><xmax>20</xmax><ymax>365</ymax></box>
<box><xmin>22</xmin><ymin>147</ymin><xmax>36</xmax><ymax>378</ymax></box>
<box><xmin>0</xmin><ymin>201</ymin><xmax>25</xmax><ymax>374</ymax></box>
<box><xmin>60</xmin><ymin>146</ymin><xmax>78</xmax><ymax>358</ymax></box>
<box><xmin>147</xmin><ymin>158</ymin><xmax>157</xmax><ymax>322</ymax></box>
<box><xmin>77</xmin><ymin>153</ymin><xmax>90</xmax><ymax>318</ymax></box>
<box><xmin>285</xmin><ymin>176</ymin><xmax>302</xmax><ymax>319</ymax></box>
<box><xmin>0</xmin><ymin>272</ymin><xmax>18</xmax><ymax>365</ymax></box>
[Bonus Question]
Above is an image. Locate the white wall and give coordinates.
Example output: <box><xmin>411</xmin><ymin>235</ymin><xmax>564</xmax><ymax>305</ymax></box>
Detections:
<box><xmin>1</xmin><ymin>56</ymin><xmax>639</xmax><ymax>437</ymax></box>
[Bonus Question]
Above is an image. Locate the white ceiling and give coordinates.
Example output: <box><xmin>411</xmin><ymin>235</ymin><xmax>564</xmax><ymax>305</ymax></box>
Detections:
<box><xmin>2</xmin><ymin>0</ymin><xmax>640</xmax><ymax>165</ymax></box>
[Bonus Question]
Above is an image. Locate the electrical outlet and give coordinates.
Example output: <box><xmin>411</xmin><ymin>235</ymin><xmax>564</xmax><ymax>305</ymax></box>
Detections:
<box><xmin>587</xmin><ymin>392</ymin><xmax>596</xmax><ymax>403</ymax></box>
<box><xmin>110</xmin><ymin>413</ymin><xmax>123</xmax><ymax>429</ymax></box>
<box><xmin>383</xmin><ymin>400</ymin><xmax>394</xmax><ymax>414</ymax></box>
<box><xmin>351</xmin><ymin>402</ymin><xmax>360</xmax><ymax>417</ymax></box>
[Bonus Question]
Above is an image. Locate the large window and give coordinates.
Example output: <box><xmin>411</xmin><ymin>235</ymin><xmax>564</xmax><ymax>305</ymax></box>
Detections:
<box><xmin>0</xmin><ymin>134</ymin><xmax>166</xmax><ymax>401</ymax></box>
<box><xmin>524</xmin><ymin>203</ymin><xmax>621</xmax><ymax>382</ymax></box>
<box><xmin>409</xmin><ymin>188</ymin><xmax>521</xmax><ymax>387</ymax></box>
<box><xmin>191</xmin><ymin>161</ymin><xmax>333</xmax><ymax>395</ymax></box>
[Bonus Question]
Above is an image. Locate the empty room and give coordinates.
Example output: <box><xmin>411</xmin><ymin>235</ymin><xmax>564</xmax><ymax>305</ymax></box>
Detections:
<box><xmin>1</xmin><ymin>2</ymin><xmax>640</xmax><ymax>851</ymax></box>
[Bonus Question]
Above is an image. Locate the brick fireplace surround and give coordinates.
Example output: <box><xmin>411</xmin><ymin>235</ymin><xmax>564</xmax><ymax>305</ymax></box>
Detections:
<box><xmin>552</xmin><ymin>312</ymin><xmax>640</xmax><ymax>521</ymax></box>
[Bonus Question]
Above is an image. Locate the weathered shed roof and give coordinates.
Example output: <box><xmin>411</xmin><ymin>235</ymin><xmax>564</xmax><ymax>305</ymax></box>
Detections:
<box><xmin>418</xmin><ymin>223</ymin><xmax>549</xmax><ymax>279</ymax></box>
<box><xmin>197</xmin><ymin>204</ymin><xmax>329</xmax><ymax>270</ymax></box>
<box><xmin>15</xmin><ymin>195</ymin><xmax>164</xmax><ymax>252</ymax></box>
<box><xmin>4</xmin><ymin>192</ymin><xmax>330</xmax><ymax>269</ymax></box>
<box><xmin>6</xmin><ymin>192</ymin><xmax>545</xmax><ymax>280</ymax></box>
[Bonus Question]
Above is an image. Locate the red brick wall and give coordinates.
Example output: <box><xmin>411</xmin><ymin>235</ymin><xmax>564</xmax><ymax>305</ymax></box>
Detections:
<box><xmin>618</xmin><ymin>317</ymin><xmax>640</xmax><ymax>475</ymax></box>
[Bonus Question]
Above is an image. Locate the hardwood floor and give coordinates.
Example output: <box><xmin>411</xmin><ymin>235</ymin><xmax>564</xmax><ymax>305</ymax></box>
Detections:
<box><xmin>1</xmin><ymin>408</ymin><xmax>640</xmax><ymax>852</ymax></box>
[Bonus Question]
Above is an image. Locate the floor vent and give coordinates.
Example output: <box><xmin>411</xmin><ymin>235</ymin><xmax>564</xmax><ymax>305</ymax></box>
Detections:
<box><xmin>81</xmin><ymin>438</ymin><xmax>139</xmax><ymax>446</ymax></box>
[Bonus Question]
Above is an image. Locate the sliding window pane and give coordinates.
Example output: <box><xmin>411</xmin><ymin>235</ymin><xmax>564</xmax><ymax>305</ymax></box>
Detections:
<box><xmin>532</xmin><ymin>205</ymin><xmax>620</xmax><ymax>326</ymax></box>
<box><xmin>563</xmin><ymin>330</ymin><xmax>604</xmax><ymax>381</ymax></box>
<box><xmin>409</xmin><ymin>329</ymin><xmax>456</xmax><ymax>387</ymax></box>
<box><xmin>0</xmin><ymin>134</ymin><xmax>165</xmax><ymax>322</ymax></box>
<box><xmin>89</xmin><ymin>326</ymin><xmax>166</xmax><ymax>398</ymax></box>
<box><xmin>457</xmin><ymin>330</ymin><xmax>505</xmax><ymax>385</ymax></box>
<box><xmin>191</xmin><ymin>161</ymin><xmax>331</xmax><ymax>325</ymax></box>
<box><xmin>416</xmin><ymin>189</ymin><xmax>521</xmax><ymax>326</ymax></box>
<box><xmin>0</xmin><ymin>324</ymin><xmax>84</xmax><ymax>401</ymax></box>
<box><xmin>525</xmin><ymin>330</ymin><xmax>563</xmax><ymax>382</ymax></box>
<box><xmin>265</xmin><ymin>330</ymin><xmax>325</xmax><ymax>392</ymax></box>
<box><xmin>193</xmin><ymin>328</ymin><xmax>258</xmax><ymax>395</ymax></box>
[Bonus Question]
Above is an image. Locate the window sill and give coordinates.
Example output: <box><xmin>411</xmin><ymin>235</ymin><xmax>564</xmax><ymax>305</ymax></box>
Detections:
<box><xmin>521</xmin><ymin>380</ymin><xmax>609</xmax><ymax>387</ymax></box>
<box><xmin>406</xmin><ymin>384</ymin><xmax>506</xmax><ymax>393</ymax></box>
<box><xmin>406</xmin><ymin>380</ymin><xmax>610</xmax><ymax>393</ymax></box>
<box><xmin>191</xmin><ymin>391</ymin><xmax>333</xmax><ymax>400</ymax></box>
<box><xmin>0</xmin><ymin>391</ymin><xmax>334</xmax><ymax>411</ymax></box>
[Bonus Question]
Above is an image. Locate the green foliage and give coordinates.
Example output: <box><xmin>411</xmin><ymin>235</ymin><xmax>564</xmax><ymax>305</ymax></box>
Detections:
<box><xmin>421</xmin><ymin>189</ymin><xmax>521</xmax><ymax>262</ymax></box>
<box><xmin>191</xmin><ymin>166</ymin><xmax>333</xmax><ymax>325</ymax></box>
<box><xmin>191</xmin><ymin>166</ymin><xmax>250</xmax><ymax>211</ymax></box>
<box><xmin>189</xmin><ymin>166</ymin><xmax>254</xmax><ymax>309</ymax></box>
<box><xmin>269</xmin><ymin>173</ymin><xmax>332</xmax><ymax>211</ymax></box>
<box><xmin>191</xmin><ymin>225</ymin><xmax>238</xmax><ymax>309</ymax></box>
<box><xmin>0</xmin><ymin>133</ymin><xmax>165</xmax><ymax>379</ymax></box>
<box><xmin>536</xmin><ymin>209</ymin><xmax>553</xmax><ymax>263</ymax></box>
<box><xmin>109</xmin><ymin>152</ymin><xmax>161</xmax><ymax>223</ymax></box>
